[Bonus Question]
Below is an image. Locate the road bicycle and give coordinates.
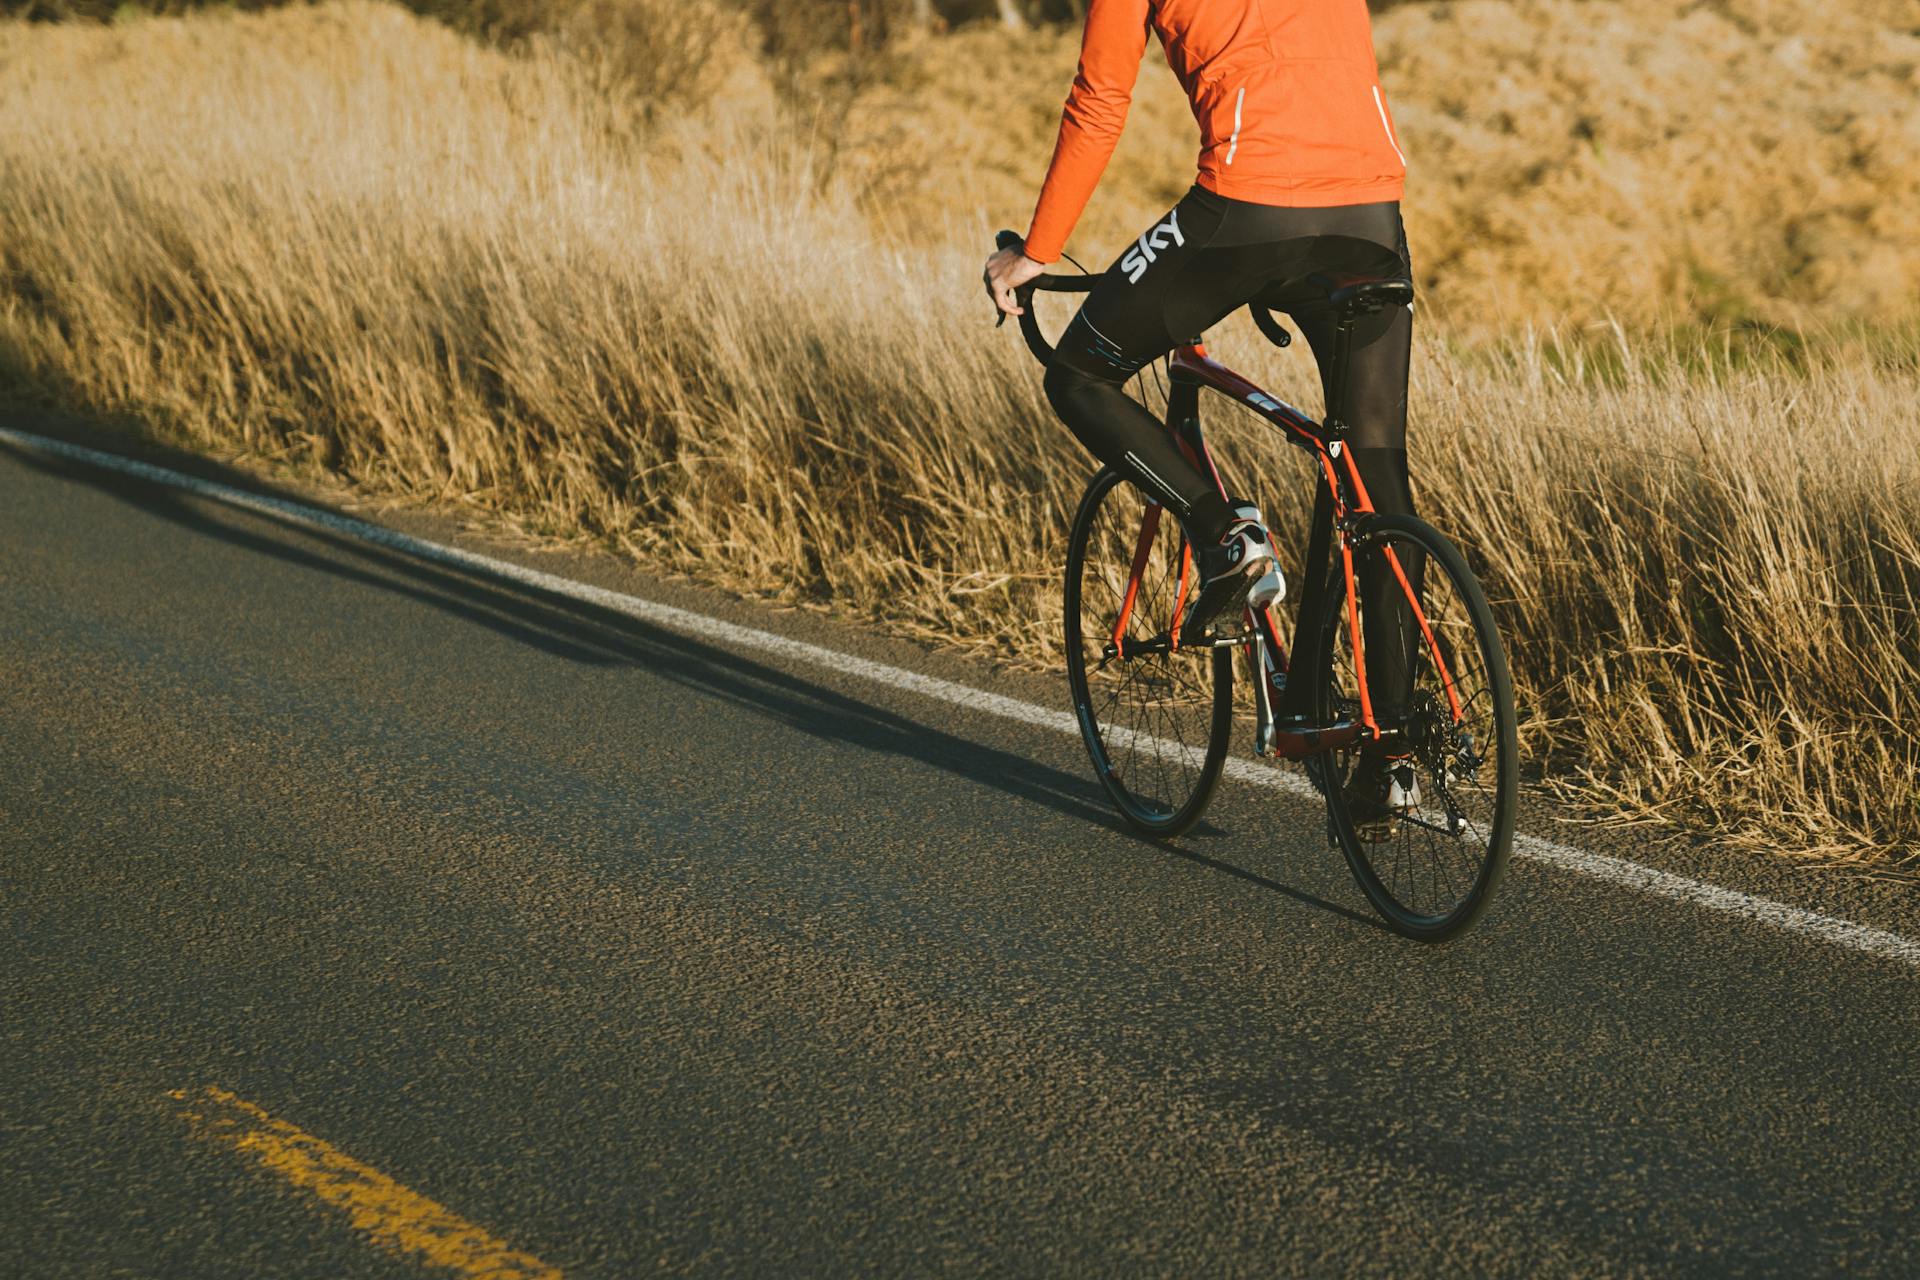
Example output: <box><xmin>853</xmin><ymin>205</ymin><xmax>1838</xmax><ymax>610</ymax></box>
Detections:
<box><xmin>995</xmin><ymin>231</ymin><xmax>1517</xmax><ymax>941</ymax></box>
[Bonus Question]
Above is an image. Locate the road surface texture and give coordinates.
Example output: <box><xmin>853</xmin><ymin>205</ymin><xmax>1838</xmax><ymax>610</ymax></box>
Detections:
<box><xmin>4</xmin><ymin>414</ymin><xmax>1917</xmax><ymax>1277</ymax></box>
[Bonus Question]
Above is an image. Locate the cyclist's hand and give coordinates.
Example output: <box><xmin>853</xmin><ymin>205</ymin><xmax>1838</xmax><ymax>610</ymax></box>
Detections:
<box><xmin>983</xmin><ymin>246</ymin><xmax>1046</xmax><ymax>318</ymax></box>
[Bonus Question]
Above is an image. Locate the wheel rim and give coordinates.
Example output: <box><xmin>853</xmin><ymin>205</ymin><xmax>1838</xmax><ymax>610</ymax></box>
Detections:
<box><xmin>1319</xmin><ymin>524</ymin><xmax>1511</xmax><ymax>927</ymax></box>
<box><xmin>1068</xmin><ymin>472</ymin><xmax>1228</xmax><ymax>828</ymax></box>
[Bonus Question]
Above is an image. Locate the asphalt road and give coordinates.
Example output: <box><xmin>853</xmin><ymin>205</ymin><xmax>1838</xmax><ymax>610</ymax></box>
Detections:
<box><xmin>4</xmin><ymin>421</ymin><xmax>1918</xmax><ymax>1277</ymax></box>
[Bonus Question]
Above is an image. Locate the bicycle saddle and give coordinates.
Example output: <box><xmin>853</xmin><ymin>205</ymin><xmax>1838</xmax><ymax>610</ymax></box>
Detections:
<box><xmin>1308</xmin><ymin>270</ymin><xmax>1415</xmax><ymax>316</ymax></box>
<box><xmin>1253</xmin><ymin>239</ymin><xmax>1414</xmax><ymax>320</ymax></box>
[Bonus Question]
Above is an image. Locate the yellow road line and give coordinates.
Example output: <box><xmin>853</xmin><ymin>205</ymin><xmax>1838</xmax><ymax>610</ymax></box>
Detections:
<box><xmin>171</xmin><ymin>1085</ymin><xmax>562</xmax><ymax>1280</ymax></box>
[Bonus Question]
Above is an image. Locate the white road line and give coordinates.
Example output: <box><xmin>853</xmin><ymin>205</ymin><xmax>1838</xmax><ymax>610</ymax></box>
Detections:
<box><xmin>6</xmin><ymin>425</ymin><xmax>1918</xmax><ymax>969</ymax></box>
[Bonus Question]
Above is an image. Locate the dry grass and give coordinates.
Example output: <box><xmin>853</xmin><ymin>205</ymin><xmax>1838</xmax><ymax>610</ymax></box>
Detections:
<box><xmin>1</xmin><ymin>2</ymin><xmax>1916</xmax><ymax>865</ymax></box>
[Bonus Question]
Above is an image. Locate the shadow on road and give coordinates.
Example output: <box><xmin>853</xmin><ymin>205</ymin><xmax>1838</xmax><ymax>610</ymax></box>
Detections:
<box><xmin>2</xmin><ymin>426</ymin><xmax>1386</xmax><ymax>934</ymax></box>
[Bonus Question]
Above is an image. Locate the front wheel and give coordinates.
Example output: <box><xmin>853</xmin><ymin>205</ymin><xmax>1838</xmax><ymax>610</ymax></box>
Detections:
<box><xmin>1309</xmin><ymin>513</ymin><xmax>1518</xmax><ymax>941</ymax></box>
<box><xmin>1064</xmin><ymin>467</ymin><xmax>1233</xmax><ymax>837</ymax></box>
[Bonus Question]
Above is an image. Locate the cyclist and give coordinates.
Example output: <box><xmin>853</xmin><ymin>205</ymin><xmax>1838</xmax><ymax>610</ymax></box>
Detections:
<box><xmin>984</xmin><ymin>0</ymin><xmax>1421</xmax><ymax>834</ymax></box>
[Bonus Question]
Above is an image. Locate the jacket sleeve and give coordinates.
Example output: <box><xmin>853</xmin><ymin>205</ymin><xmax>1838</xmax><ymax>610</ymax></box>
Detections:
<box><xmin>1022</xmin><ymin>0</ymin><xmax>1151</xmax><ymax>264</ymax></box>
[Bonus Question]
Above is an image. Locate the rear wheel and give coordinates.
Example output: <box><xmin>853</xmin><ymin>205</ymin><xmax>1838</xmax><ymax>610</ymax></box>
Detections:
<box><xmin>1065</xmin><ymin>467</ymin><xmax>1233</xmax><ymax>837</ymax></box>
<box><xmin>1310</xmin><ymin>514</ymin><xmax>1517</xmax><ymax>940</ymax></box>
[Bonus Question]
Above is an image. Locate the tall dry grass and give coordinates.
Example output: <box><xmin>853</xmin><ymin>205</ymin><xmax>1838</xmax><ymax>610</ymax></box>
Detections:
<box><xmin>1</xmin><ymin>2</ymin><xmax>1916</xmax><ymax>864</ymax></box>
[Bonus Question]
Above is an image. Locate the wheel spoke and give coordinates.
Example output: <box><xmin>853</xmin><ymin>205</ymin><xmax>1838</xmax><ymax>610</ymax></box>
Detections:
<box><xmin>1314</xmin><ymin>519</ymin><xmax>1514</xmax><ymax>935</ymax></box>
<box><xmin>1067</xmin><ymin>475</ymin><xmax>1225</xmax><ymax>834</ymax></box>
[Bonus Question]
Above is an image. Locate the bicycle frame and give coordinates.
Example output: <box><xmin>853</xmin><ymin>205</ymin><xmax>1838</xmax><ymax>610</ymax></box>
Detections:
<box><xmin>1108</xmin><ymin>338</ymin><xmax>1466</xmax><ymax>762</ymax></box>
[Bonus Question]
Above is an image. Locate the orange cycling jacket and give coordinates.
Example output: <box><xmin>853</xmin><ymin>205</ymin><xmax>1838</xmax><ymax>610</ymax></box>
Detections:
<box><xmin>1023</xmin><ymin>0</ymin><xmax>1407</xmax><ymax>264</ymax></box>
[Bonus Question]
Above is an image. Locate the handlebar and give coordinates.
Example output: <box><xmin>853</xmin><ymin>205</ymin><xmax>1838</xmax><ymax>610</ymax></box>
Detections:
<box><xmin>1247</xmin><ymin>302</ymin><xmax>1293</xmax><ymax>349</ymax></box>
<box><xmin>995</xmin><ymin>230</ymin><xmax>1097</xmax><ymax>365</ymax></box>
<box><xmin>992</xmin><ymin>229</ymin><xmax>1293</xmax><ymax>364</ymax></box>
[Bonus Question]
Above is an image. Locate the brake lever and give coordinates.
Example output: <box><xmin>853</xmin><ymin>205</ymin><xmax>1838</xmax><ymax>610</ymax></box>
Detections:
<box><xmin>993</xmin><ymin>228</ymin><xmax>1026</xmax><ymax>329</ymax></box>
<box><xmin>995</xmin><ymin>286</ymin><xmax>1032</xmax><ymax>328</ymax></box>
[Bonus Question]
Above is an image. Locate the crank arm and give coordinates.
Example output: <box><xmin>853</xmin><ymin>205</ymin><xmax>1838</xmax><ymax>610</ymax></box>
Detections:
<box><xmin>1249</xmin><ymin>631</ymin><xmax>1279</xmax><ymax>757</ymax></box>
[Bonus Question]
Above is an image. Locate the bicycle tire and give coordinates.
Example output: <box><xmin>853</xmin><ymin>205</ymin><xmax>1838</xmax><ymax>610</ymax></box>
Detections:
<box><xmin>1064</xmin><ymin>467</ymin><xmax>1234</xmax><ymax>837</ymax></box>
<box><xmin>1308</xmin><ymin>513</ymin><xmax>1518</xmax><ymax>940</ymax></box>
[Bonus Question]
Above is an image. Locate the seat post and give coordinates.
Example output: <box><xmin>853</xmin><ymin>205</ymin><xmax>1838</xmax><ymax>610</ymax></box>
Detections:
<box><xmin>1167</xmin><ymin>363</ymin><xmax>1202</xmax><ymax>455</ymax></box>
<box><xmin>1325</xmin><ymin>314</ymin><xmax>1357</xmax><ymax>440</ymax></box>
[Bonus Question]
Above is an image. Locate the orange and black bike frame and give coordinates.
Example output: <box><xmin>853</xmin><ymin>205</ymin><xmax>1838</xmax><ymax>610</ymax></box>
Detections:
<box><xmin>1144</xmin><ymin>336</ymin><xmax>1465</xmax><ymax>759</ymax></box>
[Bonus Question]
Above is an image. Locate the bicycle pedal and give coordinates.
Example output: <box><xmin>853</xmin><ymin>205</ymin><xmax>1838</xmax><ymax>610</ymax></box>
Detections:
<box><xmin>1187</xmin><ymin>610</ymin><xmax>1254</xmax><ymax>646</ymax></box>
<box><xmin>1175</xmin><ymin>594</ymin><xmax>1267</xmax><ymax>644</ymax></box>
<box><xmin>1204</xmin><ymin>616</ymin><xmax>1254</xmax><ymax>643</ymax></box>
<box><xmin>1355</xmin><ymin>817</ymin><xmax>1402</xmax><ymax>844</ymax></box>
